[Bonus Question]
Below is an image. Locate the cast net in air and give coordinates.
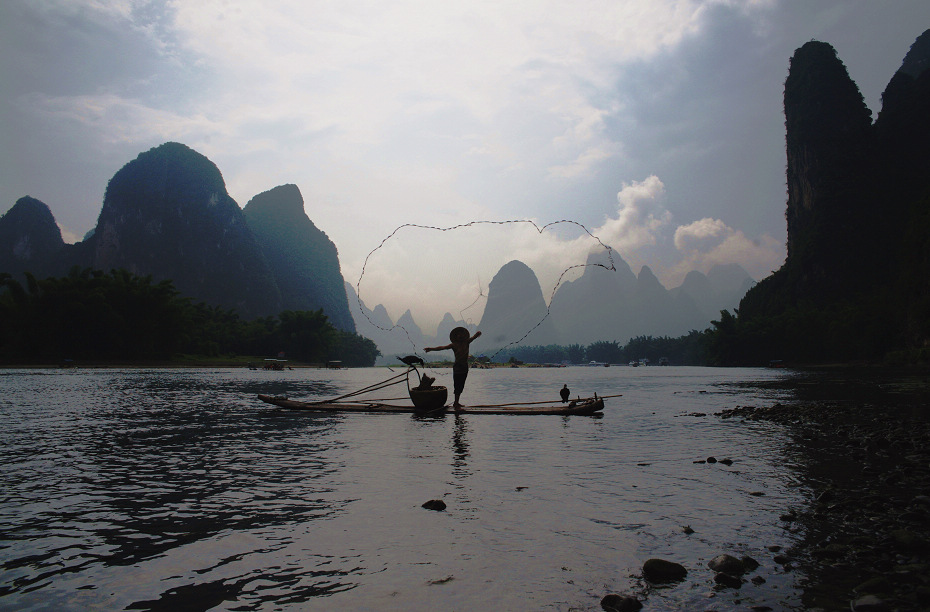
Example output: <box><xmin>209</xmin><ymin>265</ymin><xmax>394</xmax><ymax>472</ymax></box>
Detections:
<box><xmin>353</xmin><ymin>219</ymin><xmax>616</xmax><ymax>362</ymax></box>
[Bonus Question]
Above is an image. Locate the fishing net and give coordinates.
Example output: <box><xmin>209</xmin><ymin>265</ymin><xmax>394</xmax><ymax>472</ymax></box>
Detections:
<box><xmin>354</xmin><ymin>219</ymin><xmax>616</xmax><ymax>361</ymax></box>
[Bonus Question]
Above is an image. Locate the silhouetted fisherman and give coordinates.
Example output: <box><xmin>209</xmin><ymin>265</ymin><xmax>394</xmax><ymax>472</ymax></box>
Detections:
<box><xmin>425</xmin><ymin>327</ymin><xmax>482</xmax><ymax>409</ymax></box>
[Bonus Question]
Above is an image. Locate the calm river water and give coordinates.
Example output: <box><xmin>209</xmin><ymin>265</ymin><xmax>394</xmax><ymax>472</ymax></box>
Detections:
<box><xmin>1</xmin><ymin>366</ymin><xmax>809</xmax><ymax>611</ymax></box>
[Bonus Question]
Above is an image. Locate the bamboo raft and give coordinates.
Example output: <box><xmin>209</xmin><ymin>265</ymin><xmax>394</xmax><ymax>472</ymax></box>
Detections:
<box><xmin>256</xmin><ymin>393</ymin><xmax>608</xmax><ymax>415</ymax></box>
<box><xmin>256</xmin><ymin>361</ymin><xmax>615</xmax><ymax>416</ymax></box>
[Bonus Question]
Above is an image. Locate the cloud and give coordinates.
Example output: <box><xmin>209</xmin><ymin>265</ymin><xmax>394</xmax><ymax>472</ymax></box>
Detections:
<box><xmin>594</xmin><ymin>175</ymin><xmax>673</xmax><ymax>254</ymax></box>
<box><xmin>673</xmin><ymin>217</ymin><xmax>731</xmax><ymax>252</ymax></box>
<box><xmin>669</xmin><ymin>216</ymin><xmax>784</xmax><ymax>284</ymax></box>
<box><xmin>19</xmin><ymin>92</ymin><xmax>224</xmax><ymax>145</ymax></box>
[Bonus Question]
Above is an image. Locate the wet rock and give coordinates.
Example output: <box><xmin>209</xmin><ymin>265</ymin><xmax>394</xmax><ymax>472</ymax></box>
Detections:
<box><xmin>681</xmin><ymin>525</ymin><xmax>695</xmax><ymax>535</ymax></box>
<box><xmin>719</xmin><ymin>458</ymin><xmax>734</xmax><ymax>466</ymax></box>
<box><xmin>714</xmin><ymin>572</ymin><xmax>743</xmax><ymax>589</ymax></box>
<box><xmin>773</xmin><ymin>554</ymin><xmax>791</xmax><ymax>565</ymax></box>
<box><xmin>741</xmin><ymin>555</ymin><xmax>760</xmax><ymax>571</ymax></box>
<box><xmin>751</xmin><ymin>575</ymin><xmax>767</xmax><ymax>585</ymax></box>
<box><xmin>422</xmin><ymin>499</ymin><xmax>446</xmax><ymax>511</ymax></box>
<box><xmin>706</xmin><ymin>456</ymin><xmax>717</xmax><ymax>464</ymax></box>
<box><xmin>855</xmin><ymin>575</ymin><xmax>891</xmax><ymax>594</ymax></box>
<box><xmin>717</xmin><ymin>386</ymin><xmax>930</xmax><ymax>611</ymax></box>
<box><xmin>851</xmin><ymin>594</ymin><xmax>889</xmax><ymax>611</ymax></box>
<box><xmin>600</xmin><ymin>593</ymin><xmax>642</xmax><ymax>611</ymax></box>
<box><xmin>811</xmin><ymin>542</ymin><xmax>847</xmax><ymax>559</ymax></box>
<box><xmin>708</xmin><ymin>554</ymin><xmax>746</xmax><ymax>575</ymax></box>
<box><xmin>642</xmin><ymin>558</ymin><xmax>687</xmax><ymax>583</ymax></box>
<box><xmin>889</xmin><ymin>528</ymin><xmax>929</xmax><ymax>551</ymax></box>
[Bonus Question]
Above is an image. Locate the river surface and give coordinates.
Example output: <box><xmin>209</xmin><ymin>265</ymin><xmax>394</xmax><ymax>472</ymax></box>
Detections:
<box><xmin>1</xmin><ymin>366</ymin><xmax>810</xmax><ymax>611</ymax></box>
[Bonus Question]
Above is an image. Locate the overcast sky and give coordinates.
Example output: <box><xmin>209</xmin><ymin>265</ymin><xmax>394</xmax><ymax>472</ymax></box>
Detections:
<box><xmin>2</xmin><ymin>1</ymin><xmax>928</xmax><ymax>330</ymax></box>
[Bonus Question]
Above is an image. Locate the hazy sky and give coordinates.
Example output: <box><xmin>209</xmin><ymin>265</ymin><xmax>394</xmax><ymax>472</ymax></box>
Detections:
<box><xmin>2</xmin><ymin>1</ymin><xmax>928</xmax><ymax>330</ymax></box>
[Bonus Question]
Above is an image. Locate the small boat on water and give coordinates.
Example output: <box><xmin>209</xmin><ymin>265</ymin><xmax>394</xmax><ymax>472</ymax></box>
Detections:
<box><xmin>256</xmin><ymin>358</ymin><xmax>612</xmax><ymax>416</ymax></box>
<box><xmin>257</xmin><ymin>394</ymin><xmax>607</xmax><ymax>416</ymax></box>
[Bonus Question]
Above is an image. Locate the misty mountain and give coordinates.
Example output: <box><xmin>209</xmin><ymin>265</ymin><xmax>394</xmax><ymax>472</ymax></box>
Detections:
<box><xmin>546</xmin><ymin>250</ymin><xmax>748</xmax><ymax>345</ymax></box>
<box><xmin>347</xmin><ymin>250</ymin><xmax>753</xmax><ymax>361</ymax></box>
<box><xmin>548</xmin><ymin>250</ymin><xmax>638</xmax><ymax>345</ymax></box>
<box><xmin>243</xmin><ymin>184</ymin><xmax>354</xmax><ymax>331</ymax></box>
<box><xmin>670</xmin><ymin>264</ymin><xmax>756</xmax><ymax>321</ymax></box>
<box><xmin>345</xmin><ymin>280</ymin><xmax>477</xmax><ymax>364</ymax></box>
<box><xmin>478</xmin><ymin>260</ymin><xmax>559</xmax><ymax>352</ymax></box>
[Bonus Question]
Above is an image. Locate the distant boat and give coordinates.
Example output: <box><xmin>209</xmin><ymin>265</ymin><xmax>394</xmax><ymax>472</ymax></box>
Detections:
<box><xmin>659</xmin><ymin>357</ymin><xmax>669</xmax><ymax>366</ymax></box>
<box><xmin>263</xmin><ymin>358</ymin><xmax>287</xmax><ymax>371</ymax></box>
<box><xmin>326</xmin><ymin>360</ymin><xmax>344</xmax><ymax>369</ymax></box>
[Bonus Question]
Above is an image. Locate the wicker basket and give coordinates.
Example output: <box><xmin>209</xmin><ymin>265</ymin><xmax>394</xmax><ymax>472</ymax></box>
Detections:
<box><xmin>409</xmin><ymin>386</ymin><xmax>448</xmax><ymax>410</ymax></box>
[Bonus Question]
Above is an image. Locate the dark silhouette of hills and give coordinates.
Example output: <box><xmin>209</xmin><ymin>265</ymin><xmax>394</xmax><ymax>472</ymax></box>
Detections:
<box><xmin>345</xmin><ymin>280</ymin><xmax>477</xmax><ymax>364</ymax></box>
<box><xmin>0</xmin><ymin>196</ymin><xmax>66</xmax><ymax>281</ymax></box>
<box><xmin>672</xmin><ymin>264</ymin><xmax>756</xmax><ymax>320</ymax></box>
<box><xmin>478</xmin><ymin>260</ymin><xmax>559</xmax><ymax>351</ymax></box>
<box><xmin>347</xmin><ymin>252</ymin><xmax>752</xmax><ymax>362</ymax></box>
<box><xmin>94</xmin><ymin>142</ymin><xmax>280</xmax><ymax>318</ymax></box>
<box><xmin>0</xmin><ymin>142</ymin><xmax>355</xmax><ymax>326</ymax></box>
<box><xmin>730</xmin><ymin>30</ymin><xmax>930</xmax><ymax>363</ymax></box>
<box><xmin>244</xmin><ymin>184</ymin><xmax>355</xmax><ymax>331</ymax></box>
<box><xmin>548</xmin><ymin>250</ymin><xmax>748</xmax><ymax>345</ymax></box>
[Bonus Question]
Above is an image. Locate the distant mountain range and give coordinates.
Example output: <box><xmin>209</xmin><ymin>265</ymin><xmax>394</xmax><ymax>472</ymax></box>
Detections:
<box><xmin>348</xmin><ymin>251</ymin><xmax>752</xmax><ymax>363</ymax></box>
<box><xmin>2</xmin><ymin>141</ymin><xmax>752</xmax><ymax>362</ymax></box>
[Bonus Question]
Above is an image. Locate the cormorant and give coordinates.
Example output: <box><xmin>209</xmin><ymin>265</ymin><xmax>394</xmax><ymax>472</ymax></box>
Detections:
<box><xmin>560</xmin><ymin>384</ymin><xmax>570</xmax><ymax>403</ymax></box>
<box><xmin>399</xmin><ymin>355</ymin><xmax>424</xmax><ymax>367</ymax></box>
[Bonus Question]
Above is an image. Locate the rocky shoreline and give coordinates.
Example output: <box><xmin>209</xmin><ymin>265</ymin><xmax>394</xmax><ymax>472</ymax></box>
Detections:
<box><xmin>600</xmin><ymin>370</ymin><xmax>929</xmax><ymax>612</ymax></box>
<box><xmin>713</xmin><ymin>396</ymin><xmax>930</xmax><ymax>611</ymax></box>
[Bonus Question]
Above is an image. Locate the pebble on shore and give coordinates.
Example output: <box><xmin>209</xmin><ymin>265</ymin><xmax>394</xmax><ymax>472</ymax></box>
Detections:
<box><xmin>641</xmin><ymin>558</ymin><xmax>687</xmax><ymax>583</ymax></box>
<box><xmin>421</xmin><ymin>499</ymin><xmax>447</xmax><ymax>511</ymax></box>
<box><xmin>716</xmin><ymin>398</ymin><xmax>930</xmax><ymax>610</ymax></box>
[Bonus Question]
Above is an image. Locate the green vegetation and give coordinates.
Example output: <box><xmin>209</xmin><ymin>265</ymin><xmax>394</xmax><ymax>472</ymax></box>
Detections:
<box><xmin>0</xmin><ymin>268</ymin><xmax>379</xmax><ymax>366</ymax></box>
<box><xmin>486</xmin><ymin>330</ymin><xmax>710</xmax><ymax>365</ymax></box>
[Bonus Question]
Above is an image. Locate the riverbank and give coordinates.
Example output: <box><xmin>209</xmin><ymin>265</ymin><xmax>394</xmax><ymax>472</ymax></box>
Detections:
<box><xmin>717</xmin><ymin>376</ymin><xmax>930</xmax><ymax>611</ymax></box>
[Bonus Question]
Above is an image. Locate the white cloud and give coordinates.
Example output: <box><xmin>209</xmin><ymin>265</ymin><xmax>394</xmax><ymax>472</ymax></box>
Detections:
<box><xmin>594</xmin><ymin>175</ymin><xmax>673</xmax><ymax>254</ymax></box>
<box><xmin>145</xmin><ymin>1</ymin><xmax>723</xmax><ymax>179</ymax></box>
<box><xmin>673</xmin><ymin>216</ymin><xmax>730</xmax><ymax>252</ymax></box>
<box><xmin>668</xmin><ymin>216</ymin><xmax>784</xmax><ymax>285</ymax></box>
<box><xmin>20</xmin><ymin>92</ymin><xmax>225</xmax><ymax>145</ymax></box>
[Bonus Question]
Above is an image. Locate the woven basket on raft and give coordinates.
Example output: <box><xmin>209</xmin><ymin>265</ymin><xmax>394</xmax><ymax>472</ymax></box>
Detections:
<box><xmin>409</xmin><ymin>386</ymin><xmax>448</xmax><ymax>410</ymax></box>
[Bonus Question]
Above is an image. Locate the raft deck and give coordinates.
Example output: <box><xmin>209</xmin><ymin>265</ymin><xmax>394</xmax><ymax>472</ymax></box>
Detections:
<box><xmin>257</xmin><ymin>394</ymin><xmax>607</xmax><ymax>415</ymax></box>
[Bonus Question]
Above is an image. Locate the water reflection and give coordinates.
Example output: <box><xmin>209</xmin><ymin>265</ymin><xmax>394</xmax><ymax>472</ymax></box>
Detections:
<box><xmin>0</xmin><ymin>366</ymin><xmax>810</xmax><ymax>610</ymax></box>
<box><xmin>452</xmin><ymin>415</ymin><xmax>470</xmax><ymax>477</ymax></box>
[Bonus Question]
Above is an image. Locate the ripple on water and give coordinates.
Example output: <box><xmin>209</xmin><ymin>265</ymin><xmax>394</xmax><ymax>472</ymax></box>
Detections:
<box><xmin>0</xmin><ymin>366</ymin><xmax>806</xmax><ymax>610</ymax></box>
